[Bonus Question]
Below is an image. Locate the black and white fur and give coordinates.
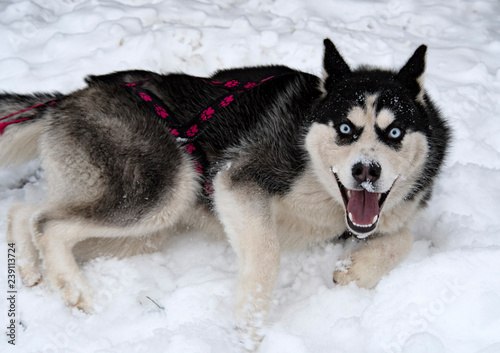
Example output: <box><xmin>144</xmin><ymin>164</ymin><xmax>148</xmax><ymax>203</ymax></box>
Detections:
<box><xmin>0</xmin><ymin>39</ymin><xmax>450</xmax><ymax>350</ymax></box>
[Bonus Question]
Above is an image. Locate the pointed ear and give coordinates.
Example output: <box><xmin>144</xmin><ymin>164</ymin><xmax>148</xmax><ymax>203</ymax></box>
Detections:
<box><xmin>397</xmin><ymin>45</ymin><xmax>427</xmax><ymax>98</ymax></box>
<box><xmin>323</xmin><ymin>38</ymin><xmax>351</xmax><ymax>91</ymax></box>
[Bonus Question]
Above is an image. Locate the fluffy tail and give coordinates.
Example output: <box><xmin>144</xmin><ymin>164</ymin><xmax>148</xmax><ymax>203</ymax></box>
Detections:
<box><xmin>0</xmin><ymin>92</ymin><xmax>62</xmax><ymax>166</ymax></box>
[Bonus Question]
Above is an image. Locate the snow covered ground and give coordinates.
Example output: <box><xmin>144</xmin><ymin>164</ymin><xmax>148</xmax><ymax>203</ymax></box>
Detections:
<box><xmin>1</xmin><ymin>0</ymin><xmax>500</xmax><ymax>352</ymax></box>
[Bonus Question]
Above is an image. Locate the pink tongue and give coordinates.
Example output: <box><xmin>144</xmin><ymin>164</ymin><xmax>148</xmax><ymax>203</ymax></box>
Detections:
<box><xmin>347</xmin><ymin>190</ymin><xmax>380</xmax><ymax>225</ymax></box>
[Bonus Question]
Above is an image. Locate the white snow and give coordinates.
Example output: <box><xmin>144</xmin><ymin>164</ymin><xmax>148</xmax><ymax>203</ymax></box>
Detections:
<box><xmin>1</xmin><ymin>0</ymin><xmax>500</xmax><ymax>352</ymax></box>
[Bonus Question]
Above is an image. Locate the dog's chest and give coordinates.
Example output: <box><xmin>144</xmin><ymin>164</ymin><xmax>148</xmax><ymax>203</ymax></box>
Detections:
<box><xmin>271</xmin><ymin>171</ymin><xmax>346</xmax><ymax>249</ymax></box>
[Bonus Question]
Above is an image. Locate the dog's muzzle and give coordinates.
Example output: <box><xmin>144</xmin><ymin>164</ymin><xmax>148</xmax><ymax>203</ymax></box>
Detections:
<box><xmin>331</xmin><ymin>163</ymin><xmax>396</xmax><ymax>238</ymax></box>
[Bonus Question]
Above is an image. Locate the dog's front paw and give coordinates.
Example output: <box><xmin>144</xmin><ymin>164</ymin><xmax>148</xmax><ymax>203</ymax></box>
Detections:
<box><xmin>334</xmin><ymin>229</ymin><xmax>414</xmax><ymax>289</ymax></box>
<box><xmin>234</xmin><ymin>323</ymin><xmax>264</xmax><ymax>352</ymax></box>
<box><xmin>233</xmin><ymin>304</ymin><xmax>267</xmax><ymax>352</ymax></box>
<box><xmin>333</xmin><ymin>251</ymin><xmax>382</xmax><ymax>289</ymax></box>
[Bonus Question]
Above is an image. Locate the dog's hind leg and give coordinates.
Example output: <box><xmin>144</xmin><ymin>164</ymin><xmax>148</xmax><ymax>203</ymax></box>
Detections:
<box><xmin>28</xmin><ymin>158</ymin><xmax>199</xmax><ymax>313</ymax></box>
<box><xmin>29</xmin><ymin>211</ymin><xmax>173</xmax><ymax>312</ymax></box>
<box><xmin>7</xmin><ymin>204</ymin><xmax>43</xmax><ymax>287</ymax></box>
<box><xmin>30</xmin><ymin>198</ymin><xmax>197</xmax><ymax>312</ymax></box>
<box><xmin>30</xmin><ymin>209</ymin><xmax>96</xmax><ymax>312</ymax></box>
<box><xmin>213</xmin><ymin>169</ymin><xmax>280</xmax><ymax>350</ymax></box>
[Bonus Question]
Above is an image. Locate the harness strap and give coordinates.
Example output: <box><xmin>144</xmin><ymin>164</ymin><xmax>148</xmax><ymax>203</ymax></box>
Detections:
<box><xmin>0</xmin><ymin>101</ymin><xmax>56</xmax><ymax>135</ymax></box>
<box><xmin>1</xmin><ymin>74</ymin><xmax>285</xmax><ymax>198</ymax></box>
<box><xmin>123</xmin><ymin>75</ymin><xmax>276</xmax><ymax>142</ymax></box>
<box><xmin>123</xmin><ymin>75</ymin><xmax>279</xmax><ymax>197</ymax></box>
<box><xmin>122</xmin><ymin>80</ymin><xmax>210</xmax><ymax>190</ymax></box>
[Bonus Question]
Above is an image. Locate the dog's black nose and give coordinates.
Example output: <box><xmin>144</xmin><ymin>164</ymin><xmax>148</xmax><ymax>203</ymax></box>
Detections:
<box><xmin>351</xmin><ymin>162</ymin><xmax>381</xmax><ymax>184</ymax></box>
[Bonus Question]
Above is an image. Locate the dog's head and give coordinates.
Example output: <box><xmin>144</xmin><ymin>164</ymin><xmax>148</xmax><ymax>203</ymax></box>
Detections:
<box><xmin>306</xmin><ymin>39</ymin><xmax>445</xmax><ymax>238</ymax></box>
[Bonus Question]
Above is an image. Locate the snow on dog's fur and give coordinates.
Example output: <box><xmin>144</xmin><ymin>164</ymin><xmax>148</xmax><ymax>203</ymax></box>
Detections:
<box><xmin>0</xmin><ymin>39</ymin><xmax>450</xmax><ymax>350</ymax></box>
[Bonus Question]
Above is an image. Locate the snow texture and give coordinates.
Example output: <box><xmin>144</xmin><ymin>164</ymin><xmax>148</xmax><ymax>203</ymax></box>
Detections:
<box><xmin>1</xmin><ymin>0</ymin><xmax>500</xmax><ymax>352</ymax></box>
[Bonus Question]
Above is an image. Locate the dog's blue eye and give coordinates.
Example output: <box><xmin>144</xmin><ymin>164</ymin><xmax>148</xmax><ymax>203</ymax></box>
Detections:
<box><xmin>339</xmin><ymin>123</ymin><xmax>352</xmax><ymax>135</ymax></box>
<box><xmin>389</xmin><ymin>127</ymin><xmax>402</xmax><ymax>139</ymax></box>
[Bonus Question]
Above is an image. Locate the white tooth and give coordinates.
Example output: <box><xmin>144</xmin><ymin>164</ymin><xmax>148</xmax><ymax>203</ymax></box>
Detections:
<box><xmin>354</xmin><ymin>222</ymin><xmax>369</xmax><ymax>228</ymax></box>
<box><xmin>347</xmin><ymin>190</ymin><xmax>351</xmax><ymax>199</ymax></box>
<box><xmin>377</xmin><ymin>193</ymin><xmax>381</xmax><ymax>201</ymax></box>
<box><xmin>349</xmin><ymin>215</ymin><xmax>379</xmax><ymax>228</ymax></box>
<box><xmin>356</xmin><ymin>233</ymin><xmax>371</xmax><ymax>239</ymax></box>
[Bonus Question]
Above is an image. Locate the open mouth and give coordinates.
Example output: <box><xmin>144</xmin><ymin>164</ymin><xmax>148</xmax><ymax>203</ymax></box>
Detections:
<box><xmin>332</xmin><ymin>169</ymin><xmax>395</xmax><ymax>238</ymax></box>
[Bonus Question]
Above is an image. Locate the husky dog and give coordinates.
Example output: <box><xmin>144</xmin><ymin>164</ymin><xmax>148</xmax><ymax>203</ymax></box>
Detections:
<box><xmin>1</xmin><ymin>39</ymin><xmax>449</xmax><ymax>349</ymax></box>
